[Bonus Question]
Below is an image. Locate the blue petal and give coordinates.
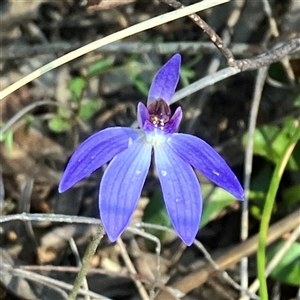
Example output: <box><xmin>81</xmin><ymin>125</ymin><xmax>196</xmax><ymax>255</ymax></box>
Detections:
<box><xmin>154</xmin><ymin>143</ymin><xmax>202</xmax><ymax>246</ymax></box>
<box><xmin>168</xmin><ymin>133</ymin><xmax>245</xmax><ymax>200</ymax></box>
<box><xmin>59</xmin><ymin>127</ymin><xmax>142</xmax><ymax>192</ymax></box>
<box><xmin>163</xmin><ymin>106</ymin><xmax>182</xmax><ymax>134</ymax></box>
<box><xmin>137</xmin><ymin>102</ymin><xmax>149</xmax><ymax>129</ymax></box>
<box><xmin>99</xmin><ymin>141</ymin><xmax>152</xmax><ymax>241</ymax></box>
<box><xmin>147</xmin><ymin>54</ymin><xmax>181</xmax><ymax>106</ymax></box>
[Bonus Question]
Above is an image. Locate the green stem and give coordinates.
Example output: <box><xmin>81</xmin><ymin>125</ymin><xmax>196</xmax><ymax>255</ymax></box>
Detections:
<box><xmin>257</xmin><ymin>124</ymin><xmax>300</xmax><ymax>299</ymax></box>
<box><xmin>68</xmin><ymin>227</ymin><xmax>104</xmax><ymax>300</ymax></box>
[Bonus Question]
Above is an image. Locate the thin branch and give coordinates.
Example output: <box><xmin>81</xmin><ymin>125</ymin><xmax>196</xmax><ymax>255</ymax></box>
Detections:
<box><xmin>155</xmin><ymin>208</ymin><xmax>300</xmax><ymax>299</ymax></box>
<box><xmin>69</xmin><ymin>238</ymin><xmax>91</xmax><ymax>300</ymax></box>
<box><xmin>136</xmin><ymin>219</ymin><xmax>258</xmax><ymax>298</ymax></box>
<box><xmin>236</xmin><ymin>35</ymin><xmax>300</xmax><ymax>71</ymax></box>
<box><xmin>1</xmin><ymin>19</ymin><xmax>298</xmax><ymax>106</ymax></box>
<box><xmin>171</xmin><ymin>67</ymin><xmax>240</xmax><ymax>104</ymax></box>
<box><xmin>241</xmin><ymin>225</ymin><xmax>300</xmax><ymax>300</ymax></box>
<box><xmin>262</xmin><ymin>225</ymin><xmax>300</xmax><ymax>284</ymax></box>
<box><xmin>128</xmin><ymin>227</ymin><xmax>162</xmax><ymax>290</ymax></box>
<box><xmin>0</xmin><ymin>213</ymin><xmax>103</xmax><ymax>225</ymax></box>
<box><xmin>161</xmin><ymin>0</ymin><xmax>236</xmax><ymax>67</ymax></box>
<box><xmin>136</xmin><ymin>222</ymin><xmax>258</xmax><ymax>298</ymax></box>
<box><xmin>19</xmin><ymin>264</ymin><xmax>180</xmax><ymax>299</ymax></box>
<box><xmin>170</xmin><ymin>35</ymin><xmax>300</xmax><ymax>105</ymax></box>
<box><xmin>0</xmin><ymin>263</ymin><xmax>110</xmax><ymax>300</ymax></box>
<box><xmin>262</xmin><ymin>0</ymin><xmax>279</xmax><ymax>37</ymax></box>
<box><xmin>68</xmin><ymin>227</ymin><xmax>104</xmax><ymax>300</ymax></box>
<box><xmin>241</xmin><ymin>66</ymin><xmax>269</xmax><ymax>295</ymax></box>
<box><xmin>261</xmin><ymin>0</ymin><xmax>295</xmax><ymax>83</ymax></box>
<box><xmin>177</xmin><ymin>0</ymin><xmax>245</xmax><ymax>133</ymax></box>
<box><xmin>0</xmin><ymin>100</ymin><xmax>58</xmax><ymax>136</ymax></box>
<box><xmin>0</xmin><ymin>214</ymin><xmax>171</xmax><ymax>297</ymax></box>
<box><xmin>117</xmin><ymin>238</ymin><xmax>150</xmax><ymax>300</ymax></box>
<box><xmin>193</xmin><ymin>240</ymin><xmax>259</xmax><ymax>300</ymax></box>
<box><xmin>0</xmin><ymin>211</ymin><xmax>255</xmax><ymax>298</ymax></box>
<box><xmin>0</xmin><ymin>0</ymin><xmax>229</xmax><ymax>100</ymax></box>
<box><xmin>0</xmin><ymin>41</ymin><xmax>262</xmax><ymax>60</ymax></box>
<box><xmin>1</xmin><ymin>211</ymin><xmax>299</xmax><ymax>298</ymax></box>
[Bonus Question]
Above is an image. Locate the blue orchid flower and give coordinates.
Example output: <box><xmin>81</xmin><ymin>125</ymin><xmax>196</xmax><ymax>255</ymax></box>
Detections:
<box><xmin>59</xmin><ymin>54</ymin><xmax>244</xmax><ymax>246</ymax></box>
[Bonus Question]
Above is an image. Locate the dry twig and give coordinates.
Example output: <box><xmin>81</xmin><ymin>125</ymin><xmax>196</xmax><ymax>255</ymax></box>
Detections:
<box><xmin>117</xmin><ymin>238</ymin><xmax>150</xmax><ymax>300</ymax></box>
<box><xmin>0</xmin><ymin>0</ymin><xmax>229</xmax><ymax>100</ymax></box>
<box><xmin>161</xmin><ymin>0</ymin><xmax>236</xmax><ymax>67</ymax></box>
<box><xmin>0</xmin><ymin>263</ymin><xmax>110</xmax><ymax>300</ymax></box>
<box><xmin>241</xmin><ymin>66</ymin><xmax>269</xmax><ymax>295</ymax></box>
<box><xmin>0</xmin><ymin>41</ymin><xmax>262</xmax><ymax>60</ymax></box>
<box><xmin>155</xmin><ymin>208</ymin><xmax>300</xmax><ymax>299</ymax></box>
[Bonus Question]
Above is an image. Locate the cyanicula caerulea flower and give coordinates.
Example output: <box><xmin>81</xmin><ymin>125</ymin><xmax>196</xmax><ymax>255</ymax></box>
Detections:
<box><xmin>59</xmin><ymin>54</ymin><xmax>244</xmax><ymax>246</ymax></box>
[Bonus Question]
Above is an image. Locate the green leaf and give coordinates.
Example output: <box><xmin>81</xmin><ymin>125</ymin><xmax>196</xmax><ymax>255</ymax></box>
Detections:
<box><xmin>268</xmin><ymin>241</ymin><xmax>300</xmax><ymax>286</ymax></box>
<box><xmin>49</xmin><ymin>117</ymin><xmax>71</xmax><ymax>132</ymax></box>
<box><xmin>57</xmin><ymin>107</ymin><xmax>70</xmax><ymax>118</ymax></box>
<box><xmin>294</xmin><ymin>94</ymin><xmax>300</xmax><ymax>107</ymax></box>
<box><xmin>0</xmin><ymin>129</ymin><xmax>9</xmax><ymax>142</ymax></box>
<box><xmin>243</xmin><ymin>118</ymin><xmax>300</xmax><ymax>170</ymax></box>
<box><xmin>180</xmin><ymin>67</ymin><xmax>196</xmax><ymax>80</ymax></box>
<box><xmin>67</xmin><ymin>77</ymin><xmax>86</xmax><ymax>102</ymax></box>
<box><xmin>250</xmin><ymin>205</ymin><xmax>262</xmax><ymax>220</ymax></box>
<box><xmin>251</xmin><ymin>163</ymin><xmax>273</xmax><ymax>196</ymax></box>
<box><xmin>87</xmin><ymin>58</ymin><xmax>114</xmax><ymax>78</ymax></box>
<box><xmin>248</xmin><ymin>163</ymin><xmax>273</xmax><ymax>219</ymax></box>
<box><xmin>133</xmin><ymin>75</ymin><xmax>149</xmax><ymax>96</ymax></box>
<box><xmin>143</xmin><ymin>190</ymin><xmax>172</xmax><ymax>249</ymax></box>
<box><xmin>78</xmin><ymin>99</ymin><xmax>102</xmax><ymax>120</ymax></box>
<box><xmin>23</xmin><ymin>114</ymin><xmax>34</xmax><ymax>133</ymax></box>
<box><xmin>127</xmin><ymin>62</ymin><xmax>149</xmax><ymax>96</ymax></box>
<box><xmin>200</xmin><ymin>184</ymin><xmax>237</xmax><ymax>228</ymax></box>
<box><xmin>282</xmin><ymin>184</ymin><xmax>300</xmax><ymax>206</ymax></box>
<box><xmin>5</xmin><ymin>129</ymin><xmax>13</xmax><ymax>154</ymax></box>
<box><xmin>0</xmin><ymin>129</ymin><xmax>14</xmax><ymax>154</ymax></box>
<box><xmin>290</xmin><ymin>141</ymin><xmax>300</xmax><ymax>171</ymax></box>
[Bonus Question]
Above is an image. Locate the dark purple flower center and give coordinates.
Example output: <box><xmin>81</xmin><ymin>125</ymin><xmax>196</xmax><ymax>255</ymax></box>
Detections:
<box><xmin>147</xmin><ymin>99</ymin><xmax>171</xmax><ymax>128</ymax></box>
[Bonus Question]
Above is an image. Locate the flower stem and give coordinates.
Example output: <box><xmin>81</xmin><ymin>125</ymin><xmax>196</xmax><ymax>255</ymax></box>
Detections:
<box><xmin>257</xmin><ymin>122</ymin><xmax>300</xmax><ymax>299</ymax></box>
<box><xmin>68</xmin><ymin>227</ymin><xmax>104</xmax><ymax>300</ymax></box>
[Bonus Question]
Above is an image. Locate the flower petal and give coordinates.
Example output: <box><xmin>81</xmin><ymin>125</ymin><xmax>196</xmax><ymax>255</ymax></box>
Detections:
<box><xmin>163</xmin><ymin>106</ymin><xmax>182</xmax><ymax>134</ymax></box>
<box><xmin>137</xmin><ymin>102</ymin><xmax>149</xmax><ymax>129</ymax></box>
<box><xmin>147</xmin><ymin>54</ymin><xmax>181</xmax><ymax>106</ymax></box>
<box><xmin>154</xmin><ymin>143</ymin><xmax>202</xmax><ymax>246</ymax></box>
<box><xmin>168</xmin><ymin>133</ymin><xmax>245</xmax><ymax>200</ymax></box>
<box><xmin>59</xmin><ymin>127</ymin><xmax>142</xmax><ymax>193</ymax></box>
<box><xmin>99</xmin><ymin>141</ymin><xmax>152</xmax><ymax>241</ymax></box>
